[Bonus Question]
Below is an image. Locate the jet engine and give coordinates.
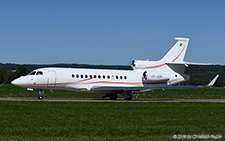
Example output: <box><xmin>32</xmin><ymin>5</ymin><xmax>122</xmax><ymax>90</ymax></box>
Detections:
<box><xmin>142</xmin><ymin>71</ymin><xmax>169</xmax><ymax>83</ymax></box>
<box><xmin>131</xmin><ymin>60</ymin><xmax>158</xmax><ymax>70</ymax></box>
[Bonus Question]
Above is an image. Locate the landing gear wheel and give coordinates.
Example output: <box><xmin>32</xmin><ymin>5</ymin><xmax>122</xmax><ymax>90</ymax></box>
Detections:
<box><xmin>38</xmin><ymin>96</ymin><xmax>43</xmax><ymax>100</ymax></box>
<box><xmin>38</xmin><ymin>90</ymin><xmax>44</xmax><ymax>100</ymax></box>
<box><xmin>122</xmin><ymin>93</ymin><xmax>132</xmax><ymax>100</ymax></box>
<box><xmin>109</xmin><ymin>94</ymin><xmax>118</xmax><ymax>100</ymax></box>
<box><xmin>124</xmin><ymin>97</ymin><xmax>132</xmax><ymax>100</ymax></box>
<box><xmin>102</xmin><ymin>94</ymin><xmax>118</xmax><ymax>100</ymax></box>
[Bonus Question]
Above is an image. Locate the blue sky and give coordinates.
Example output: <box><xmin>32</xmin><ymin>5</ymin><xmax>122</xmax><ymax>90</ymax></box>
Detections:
<box><xmin>0</xmin><ymin>0</ymin><xmax>225</xmax><ymax>65</ymax></box>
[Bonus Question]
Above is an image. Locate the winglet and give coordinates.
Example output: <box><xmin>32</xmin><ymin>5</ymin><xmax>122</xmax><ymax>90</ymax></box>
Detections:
<box><xmin>207</xmin><ymin>75</ymin><xmax>219</xmax><ymax>87</ymax></box>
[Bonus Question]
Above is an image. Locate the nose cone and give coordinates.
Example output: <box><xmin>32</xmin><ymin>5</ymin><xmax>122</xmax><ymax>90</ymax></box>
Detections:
<box><xmin>11</xmin><ymin>78</ymin><xmax>20</xmax><ymax>86</ymax></box>
<box><xmin>11</xmin><ymin>76</ymin><xmax>33</xmax><ymax>88</ymax></box>
<box><xmin>11</xmin><ymin>77</ymin><xmax>27</xmax><ymax>87</ymax></box>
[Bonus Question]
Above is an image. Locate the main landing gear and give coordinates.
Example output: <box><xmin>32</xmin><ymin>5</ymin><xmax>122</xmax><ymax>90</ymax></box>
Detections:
<box><xmin>103</xmin><ymin>94</ymin><xmax>118</xmax><ymax>100</ymax></box>
<box><xmin>122</xmin><ymin>92</ymin><xmax>132</xmax><ymax>100</ymax></box>
<box><xmin>38</xmin><ymin>90</ymin><xmax>44</xmax><ymax>100</ymax></box>
<box><xmin>102</xmin><ymin>92</ymin><xmax>133</xmax><ymax>100</ymax></box>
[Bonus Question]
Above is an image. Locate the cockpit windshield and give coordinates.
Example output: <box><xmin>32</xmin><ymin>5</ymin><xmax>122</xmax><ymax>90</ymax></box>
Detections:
<box><xmin>29</xmin><ymin>71</ymin><xmax>36</xmax><ymax>75</ymax></box>
<box><xmin>36</xmin><ymin>71</ymin><xmax>43</xmax><ymax>75</ymax></box>
<box><xmin>28</xmin><ymin>71</ymin><xmax>43</xmax><ymax>75</ymax></box>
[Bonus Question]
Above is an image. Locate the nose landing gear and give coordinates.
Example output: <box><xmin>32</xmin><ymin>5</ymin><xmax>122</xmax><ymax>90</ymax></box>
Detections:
<box><xmin>38</xmin><ymin>96</ymin><xmax>43</xmax><ymax>100</ymax></box>
<box><xmin>38</xmin><ymin>90</ymin><xmax>44</xmax><ymax>100</ymax></box>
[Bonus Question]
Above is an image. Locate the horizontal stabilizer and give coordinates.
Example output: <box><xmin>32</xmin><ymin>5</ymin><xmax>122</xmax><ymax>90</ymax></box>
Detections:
<box><xmin>166</xmin><ymin>61</ymin><xmax>213</xmax><ymax>66</ymax></box>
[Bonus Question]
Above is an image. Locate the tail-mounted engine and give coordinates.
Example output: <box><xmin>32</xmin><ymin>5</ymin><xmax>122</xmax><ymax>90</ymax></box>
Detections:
<box><xmin>142</xmin><ymin>71</ymin><xmax>169</xmax><ymax>83</ymax></box>
<box><xmin>131</xmin><ymin>60</ymin><xmax>158</xmax><ymax>70</ymax></box>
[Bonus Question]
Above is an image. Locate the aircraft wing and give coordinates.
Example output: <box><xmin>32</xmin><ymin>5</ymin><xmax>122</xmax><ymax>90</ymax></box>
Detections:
<box><xmin>91</xmin><ymin>75</ymin><xmax>219</xmax><ymax>93</ymax></box>
<box><xmin>90</xmin><ymin>85</ymin><xmax>199</xmax><ymax>93</ymax></box>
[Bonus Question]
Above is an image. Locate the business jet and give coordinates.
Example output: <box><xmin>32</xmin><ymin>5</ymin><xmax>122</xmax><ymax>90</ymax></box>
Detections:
<box><xmin>11</xmin><ymin>37</ymin><xmax>219</xmax><ymax>100</ymax></box>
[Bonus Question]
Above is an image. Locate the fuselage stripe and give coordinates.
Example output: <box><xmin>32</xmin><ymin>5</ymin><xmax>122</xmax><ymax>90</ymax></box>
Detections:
<box><xmin>19</xmin><ymin>79</ymin><xmax>181</xmax><ymax>87</ymax></box>
<box><xmin>141</xmin><ymin>63</ymin><xmax>166</xmax><ymax>69</ymax></box>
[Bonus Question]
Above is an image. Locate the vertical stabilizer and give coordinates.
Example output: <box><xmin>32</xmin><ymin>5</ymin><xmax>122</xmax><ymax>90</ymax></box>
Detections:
<box><xmin>161</xmin><ymin>37</ymin><xmax>189</xmax><ymax>63</ymax></box>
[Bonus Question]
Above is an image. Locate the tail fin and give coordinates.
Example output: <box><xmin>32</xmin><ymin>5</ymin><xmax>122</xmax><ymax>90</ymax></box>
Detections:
<box><xmin>161</xmin><ymin>37</ymin><xmax>189</xmax><ymax>63</ymax></box>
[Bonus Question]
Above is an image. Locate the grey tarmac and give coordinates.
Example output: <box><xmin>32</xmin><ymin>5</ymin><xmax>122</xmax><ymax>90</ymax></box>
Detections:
<box><xmin>0</xmin><ymin>97</ymin><xmax>225</xmax><ymax>103</ymax></box>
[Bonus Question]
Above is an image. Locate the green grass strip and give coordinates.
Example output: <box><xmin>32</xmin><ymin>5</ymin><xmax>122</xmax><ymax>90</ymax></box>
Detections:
<box><xmin>1</xmin><ymin>84</ymin><xmax>225</xmax><ymax>99</ymax></box>
<box><xmin>0</xmin><ymin>101</ymin><xmax>225</xmax><ymax>140</ymax></box>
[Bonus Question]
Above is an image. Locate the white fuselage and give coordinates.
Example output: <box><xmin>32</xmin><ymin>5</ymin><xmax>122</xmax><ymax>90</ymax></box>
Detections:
<box><xmin>11</xmin><ymin>65</ymin><xmax>188</xmax><ymax>94</ymax></box>
<box><xmin>11</xmin><ymin>37</ymin><xmax>193</xmax><ymax>96</ymax></box>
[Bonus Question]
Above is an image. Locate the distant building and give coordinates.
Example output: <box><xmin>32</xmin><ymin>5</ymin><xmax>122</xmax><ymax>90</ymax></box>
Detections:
<box><xmin>11</xmin><ymin>70</ymin><xmax>16</xmax><ymax>73</ymax></box>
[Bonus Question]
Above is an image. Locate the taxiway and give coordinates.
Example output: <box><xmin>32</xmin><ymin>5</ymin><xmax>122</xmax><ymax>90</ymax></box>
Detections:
<box><xmin>0</xmin><ymin>97</ymin><xmax>225</xmax><ymax>103</ymax></box>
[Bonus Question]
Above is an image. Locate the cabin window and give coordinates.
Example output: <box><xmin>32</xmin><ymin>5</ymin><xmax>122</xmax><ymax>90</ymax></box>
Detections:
<box><xmin>107</xmin><ymin>75</ymin><xmax>110</xmax><ymax>79</ymax></box>
<box><xmin>120</xmin><ymin>76</ymin><xmax>123</xmax><ymax>79</ymax></box>
<box><xmin>116</xmin><ymin>76</ymin><xmax>118</xmax><ymax>79</ymax></box>
<box><xmin>98</xmin><ymin>75</ymin><xmax>101</xmax><ymax>79</ymax></box>
<box><xmin>81</xmin><ymin>75</ymin><xmax>83</xmax><ymax>78</ymax></box>
<box><xmin>29</xmin><ymin>71</ymin><xmax>36</xmax><ymax>75</ymax></box>
<box><xmin>103</xmin><ymin>75</ymin><xmax>105</xmax><ymax>79</ymax></box>
<box><xmin>124</xmin><ymin>76</ymin><xmax>127</xmax><ymax>79</ymax></box>
<box><xmin>36</xmin><ymin>71</ymin><xmax>43</xmax><ymax>75</ymax></box>
<box><xmin>94</xmin><ymin>75</ymin><xmax>97</xmax><ymax>78</ymax></box>
<box><xmin>89</xmin><ymin>75</ymin><xmax>92</xmax><ymax>78</ymax></box>
<box><xmin>76</xmin><ymin>74</ymin><xmax>79</xmax><ymax>78</ymax></box>
<box><xmin>85</xmin><ymin>75</ymin><xmax>88</xmax><ymax>78</ymax></box>
<box><xmin>71</xmin><ymin>74</ymin><xmax>75</xmax><ymax>78</ymax></box>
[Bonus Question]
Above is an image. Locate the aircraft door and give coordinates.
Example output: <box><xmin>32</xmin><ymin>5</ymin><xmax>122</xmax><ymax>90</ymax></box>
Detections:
<box><xmin>47</xmin><ymin>71</ymin><xmax>56</xmax><ymax>88</ymax></box>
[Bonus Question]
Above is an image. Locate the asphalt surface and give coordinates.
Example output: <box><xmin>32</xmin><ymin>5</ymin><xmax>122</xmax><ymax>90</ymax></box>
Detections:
<box><xmin>1</xmin><ymin>97</ymin><xmax>225</xmax><ymax>103</ymax></box>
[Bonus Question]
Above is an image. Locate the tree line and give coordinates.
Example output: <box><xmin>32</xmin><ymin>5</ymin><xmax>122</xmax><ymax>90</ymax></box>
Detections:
<box><xmin>0</xmin><ymin>63</ymin><xmax>224</xmax><ymax>87</ymax></box>
<box><xmin>0</xmin><ymin>63</ymin><xmax>131</xmax><ymax>84</ymax></box>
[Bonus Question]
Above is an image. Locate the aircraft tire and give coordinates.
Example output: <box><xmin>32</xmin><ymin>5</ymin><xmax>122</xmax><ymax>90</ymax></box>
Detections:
<box><xmin>124</xmin><ymin>97</ymin><xmax>132</xmax><ymax>100</ymax></box>
<box><xmin>109</xmin><ymin>94</ymin><xmax>118</xmax><ymax>100</ymax></box>
<box><xmin>123</xmin><ymin>94</ymin><xmax>132</xmax><ymax>100</ymax></box>
<box><xmin>38</xmin><ymin>96</ymin><xmax>43</xmax><ymax>100</ymax></box>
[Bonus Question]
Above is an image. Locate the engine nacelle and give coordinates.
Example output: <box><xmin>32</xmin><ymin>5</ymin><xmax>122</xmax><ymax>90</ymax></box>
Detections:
<box><xmin>131</xmin><ymin>60</ymin><xmax>158</xmax><ymax>70</ymax></box>
<box><xmin>142</xmin><ymin>71</ymin><xmax>169</xmax><ymax>83</ymax></box>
